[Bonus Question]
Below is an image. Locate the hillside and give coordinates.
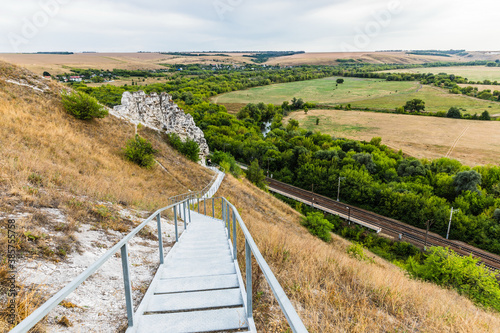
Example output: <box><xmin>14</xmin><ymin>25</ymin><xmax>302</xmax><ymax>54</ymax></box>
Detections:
<box><xmin>0</xmin><ymin>61</ymin><xmax>214</xmax><ymax>331</ymax></box>
<box><xmin>1</xmin><ymin>62</ymin><xmax>500</xmax><ymax>332</ymax></box>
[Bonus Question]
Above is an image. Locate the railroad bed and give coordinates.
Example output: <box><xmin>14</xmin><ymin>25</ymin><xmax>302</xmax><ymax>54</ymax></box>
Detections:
<box><xmin>267</xmin><ymin>178</ymin><xmax>500</xmax><ymax>271</ymax></box>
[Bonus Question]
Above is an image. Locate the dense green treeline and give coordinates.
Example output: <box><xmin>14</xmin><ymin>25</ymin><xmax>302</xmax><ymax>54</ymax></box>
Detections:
<box><xmin>71</xmin><ymin>66</ymin><xmax>345</xmax><ymax>107</ymax></box>
<box><xmin>74</xmin><ymin>63</ymin><xmax>500</xmax><ymax>255</ymax></box>
<box><xmin>195</xmin><ymin>104</ymin><xmax>500</xmax><ymax>255</ymax></box>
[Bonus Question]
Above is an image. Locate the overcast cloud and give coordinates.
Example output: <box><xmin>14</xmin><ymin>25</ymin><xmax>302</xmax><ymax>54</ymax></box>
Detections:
<box><xmin>2</xmin><ymin>0</ymin><xmax>499</xmax><ymax>53</ymax></box>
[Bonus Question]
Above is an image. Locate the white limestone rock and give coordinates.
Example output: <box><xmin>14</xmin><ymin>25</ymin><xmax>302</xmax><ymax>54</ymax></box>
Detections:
<box><xmin>113</xmin><ymin>91</ymin><xmax>209</xmax><ymax>164</ymax></box>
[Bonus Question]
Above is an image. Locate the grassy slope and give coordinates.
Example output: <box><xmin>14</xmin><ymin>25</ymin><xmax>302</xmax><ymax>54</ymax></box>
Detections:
<box><xmin>350</xmin><ymin>85</ymin><xmax>500</xmax><ymax>114</ymax></box>
<box><xmin>1</xmin><ymin>61</ymin><xmax>500</xmax><ymax>332</ymax></box>
<box><xmin>215</xmin><ymin>77</ymin><xmax>500</xmax><ymax>115</ymax></box>
<box><xmin>214</xmin><ymin>77</ymin><xmax>418</xmax><ymax>105</ymax></box>
<box><xmin>219</xmin><ymin>176</ymin><xmax>500</xmax><ymax>332</ymax></box>
<box><xmin>0</xmin><ymin>61</ymin><xmax>214</xmax><ymax>330</ymax></box>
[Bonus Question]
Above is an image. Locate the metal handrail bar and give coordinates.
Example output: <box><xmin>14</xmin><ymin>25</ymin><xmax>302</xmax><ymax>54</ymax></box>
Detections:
<box><xmin>196</xmin><ymin>197</ymin><xmax>307</xmax><ymax>333</ymax></box>
<box><xmin>167</xmin><ymin>164</ymin><xmax>224</xmax><ymax>205</ymax></box>
<box><xmin>11</xmin><ymin>198</ymin><xmax>191</xmax><ymax>333</ymax></box>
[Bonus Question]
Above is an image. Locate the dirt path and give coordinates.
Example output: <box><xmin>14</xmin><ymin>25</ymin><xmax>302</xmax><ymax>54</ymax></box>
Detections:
<box><xmin>445</xmin><ymin>124</ymin><xmax>470</xmax><ymax>158</ymax></box>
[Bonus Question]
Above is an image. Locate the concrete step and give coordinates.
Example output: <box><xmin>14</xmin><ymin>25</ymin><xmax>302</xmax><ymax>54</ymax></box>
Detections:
<box><xmin>135</xmin><ymin>308</ymin><xmax>248</xmax><ymax>333</ymax></box>
<box><xmin>156</xmin><ymin>274</ymin><xmax>239</xmax><ymax>294</ymax></box>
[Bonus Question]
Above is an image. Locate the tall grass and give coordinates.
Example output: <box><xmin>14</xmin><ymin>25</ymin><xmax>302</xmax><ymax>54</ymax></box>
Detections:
<box><xmin>219</xmin><ymin>175</ymin><xmax>500</xmax><ymax>332</ymax></box>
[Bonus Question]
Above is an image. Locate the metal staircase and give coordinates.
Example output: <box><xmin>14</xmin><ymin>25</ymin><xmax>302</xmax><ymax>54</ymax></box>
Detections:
<box><xmin>128</xmin><ymin>211</ymin><xmax>252</xmax><ymax>332</ymax></box>
<box><xmin>11</xmin><ymin>166</ymin><xmax>307</xmax><ymax>333</ymax></box>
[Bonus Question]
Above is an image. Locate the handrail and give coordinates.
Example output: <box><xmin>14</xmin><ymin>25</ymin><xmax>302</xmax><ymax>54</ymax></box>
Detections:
<box><xmin>201</xmin><ymin>197</ymin><xmax>308</xmax><ymax>333</ymax></box>
<box><xmin>10</xmin><ymin>198</ymin><xmax>192</xmax><ymax>333</ymax></box>
<box><xmin>167</xmin><ymin>163</ymin><xmax>224</xmax><ymax>205</ymax></box>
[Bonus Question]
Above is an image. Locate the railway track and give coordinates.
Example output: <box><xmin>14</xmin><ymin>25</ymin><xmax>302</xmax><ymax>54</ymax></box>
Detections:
<box><xmin>267</xmin><ymin>178</ymin><xmax>500</xmax><ymax>271</ymax></box>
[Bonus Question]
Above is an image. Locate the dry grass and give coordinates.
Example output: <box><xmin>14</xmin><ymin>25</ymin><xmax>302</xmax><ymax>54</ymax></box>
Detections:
<box><xmin>218</xmin><ymin>175</ymin><xmax>500</xmax><ymax>332</ymax></box>
<box><xmin>287</xmin><ymin>109</ymin><xmax>500</xmax><ymax>166</ymax></box>
<box><xmin>0</xmin><ymin>60</ymin><xmax>214</xmax><ymax>329</ymax></box>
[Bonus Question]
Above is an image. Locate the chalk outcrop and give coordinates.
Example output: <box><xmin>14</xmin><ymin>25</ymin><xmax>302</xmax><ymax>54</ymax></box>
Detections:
<box><xmin>113</xmin><ymin>91</ymin><xmax>209</xmax><ymax>164</ymax></box>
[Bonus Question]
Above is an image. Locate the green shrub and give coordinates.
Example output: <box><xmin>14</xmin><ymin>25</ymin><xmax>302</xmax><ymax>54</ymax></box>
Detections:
<box><xmin>347</xmin><ymin>242</ymin><xmax>374</xmax><ymax>262</ymax></box>
<box><xmin>405</xmin><ymin>247</ymin><xmax>500</xmax><ymax>311</ymax></box>
<box><xmin>302</xmin><ymin>212</ymin><xmax>333</xmax><ymax>242</ymax></box>
<box><xmin>447</xmin><ymin>107</ymin><xmax>462</xmax><ymax>119</ymax></box>
<box><xmin>167</xmin><ymin>133</ymin><xmax>200</xmax><ymax>162</ymax></box>
<box><xmin>246</xmin><ymin>159</ymin><xmax>267</xmax><ymax>190</ymax></box>
<box><xmin>61</xmin><ymin>90</ymin><xmax>108</xmax><ymax>120</ymax></box>
<box><xmin>124</xmin><ymin>135</ymin><xmax>157</xmax><ymax>168</ymax></box>
<box><xmin>210</xmin><ymin>150</ymin><xmax>242</xmax><ymax>178</ymax></box>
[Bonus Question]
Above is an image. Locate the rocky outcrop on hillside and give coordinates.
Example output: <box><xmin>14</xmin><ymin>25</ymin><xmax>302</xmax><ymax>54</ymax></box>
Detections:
<box><xmin>113</xmin><ymin>91</ymin><xmax>209</xmax><ymax>164</ymax></box>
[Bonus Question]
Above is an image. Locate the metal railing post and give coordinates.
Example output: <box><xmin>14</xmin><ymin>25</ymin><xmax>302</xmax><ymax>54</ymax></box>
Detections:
<box><xmin>188</xmin><ymin>199</ymin><xmax>191</xmax><ymax>223</ymax></box>
<box><xmin>198</xmin><ymin>197</ymin><xmax>200</xmax><ymax>213</ymax></box>
<box><xmin>233</xmin><ymin>210</ymin><xmax>237</xmax><ymax>260</ymax></box>
<box><xmin>174</xmin><ymin>205</ymin><xmax>178</xmax><ymax>242</ymax></box>
<box><xmin>245</xmin><ymin>239</ymin><xmax>252</xmax><ymax>319</ymax></box>
<box><xmin>212</xmin><ymin>198</ymin><xmax>215</xmax><ymax>218</ymax></box>
<box><xmin>157</xmin><ymin>214</ymin><xmax>164</xmax><ymax>265</ymax></box>
<box><xmin>204</xmin><ymin>198</ymin><xmax>207</xmax><ymax>216</ymax></box>
<box><xmin>183</xmin><ymin>202</ymin><xmax>187</xmax><ymax>230</ymax></box>
<box><xmin>121</xmin><ymin>244</ymin><xmax>134</xmax><ymax>327</ymax></box>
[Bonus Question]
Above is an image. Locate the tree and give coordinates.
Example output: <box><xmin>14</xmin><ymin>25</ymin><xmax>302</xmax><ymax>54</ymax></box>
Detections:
<box><xmin>397</xmin><ymin>159</ymin><xmax>426</xmax><ymax>177</ymax></box>
<box><xmin>167</xmin><ymin>133</ymin><xmax>200</xmax><ymax>162</ymax></box>
<box><xmin>316</xmin><ymin>118</ymin><xmax>319</xmax><ymax>125</ymax></box>
<box><xmin>352</xmin><ymin>153</ymin><xmax>377</xmax><ymax>174</ymax></box>
<box><xmin>403</xmin><ymin>99</ymin><xmax>425</xmax><ymax>113</ymax></box>
<box><xmin>291</xmin><ymin>97</ymin><xmax>305</xmax><ymax>110</ymax></box>
<box><xmin>447</xmin><ymin>107</ymin><xmax>462</xmax><ymax>119</ymax></box>
<box><xmin>124</xmin><ymin>135</ymin><xmax>157</xmax><ymax>168</ymax></box>
<box><xmin>304</xmin><ymin>106</ymin><xmax>308</xmax><ymax>114</ymax></box>
<box><xmin>480</xmin><ymin>110</ymin><xmax>491</xmax><ymax>120</ymax></box>
<box><xmin>336</xmin><ymin>78</ymin><xmax>344</xmax><ymax>84</ymax></box>
<box><xmin>246</xmin><ymin>159</ymin><xmax>267</xmax><ymax>189</ymax></box>
<box><xmin>43</xmin><ymin>71</ymin><xmax>51</xmax><ymax>77</ymax></box>
<box><xmin>494</xmin><ymin>209</ymin><xmax>500</xmax><ymax>223</ymax></box>
<box><xmin>453</xmin><ymin>170</ymin><xmax>482</xmax><ymax>194</ymax></box>
<box><xmin>61</xmin><ymin>90</ymin><xmax>108</xmax><ymax>120</ymax></box>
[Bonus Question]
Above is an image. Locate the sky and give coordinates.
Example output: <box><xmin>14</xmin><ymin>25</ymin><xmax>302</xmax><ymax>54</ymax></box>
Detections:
<box><xmin>2</xmin><ymin>0</ymin><xmax>499</xmax><ymax>53</ymax></box>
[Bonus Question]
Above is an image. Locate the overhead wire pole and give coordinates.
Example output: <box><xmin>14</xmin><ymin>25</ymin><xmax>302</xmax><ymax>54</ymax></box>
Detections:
<box><xmin>446</xmin><ymin>207</ymin><xmax>460</xmax><ymax>240</ymax></box>
<box><xmin>311</xmin><ymin>183</ymin><xmax>314</xmax><ymax>207</ymax></box>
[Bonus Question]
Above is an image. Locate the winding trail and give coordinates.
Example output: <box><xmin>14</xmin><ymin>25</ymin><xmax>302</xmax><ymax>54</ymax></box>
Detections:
<box><xmin>445</xmin><ymin>124</ymin><xmax>470</xmax><ymax>158</ymax></box>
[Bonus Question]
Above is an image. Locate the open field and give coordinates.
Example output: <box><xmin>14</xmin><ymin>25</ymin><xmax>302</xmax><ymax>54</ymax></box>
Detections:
<box><xmin>379</xmin><ymin>66</ymin><xmax>500</xmax><ymax>82</ymax></box>
<box><xmin>0</xmin><ymin>52</ymin><xmax>254</xmax><ymax>76</ymax></box>
<box><xmin>2</xmin><ymin>51</ymin><xmax>498</xmax><ymax>77</ymax></box>
<box><xmin>215</xmin><ymin>77</ymin><xmax>500</xmax><ymax>115</ymax></box>
<box><xmin>263</xmin><ymin>51</ymin><xmax>486</xmax><ymax>66</ymax></box>
<box><xmin>214</xmin><ymin>77</ymin><xmax>418</xmax><ymax>104</ymax></box>
<box><xmin>350</xmin><ymin>85</ymin><xmax>500</xmax><ymax>115</ymax></box>
<box><xmin>287</xmin><ymin>109</ymin><xmax>500</xmax><ymax>166</ymax></box>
